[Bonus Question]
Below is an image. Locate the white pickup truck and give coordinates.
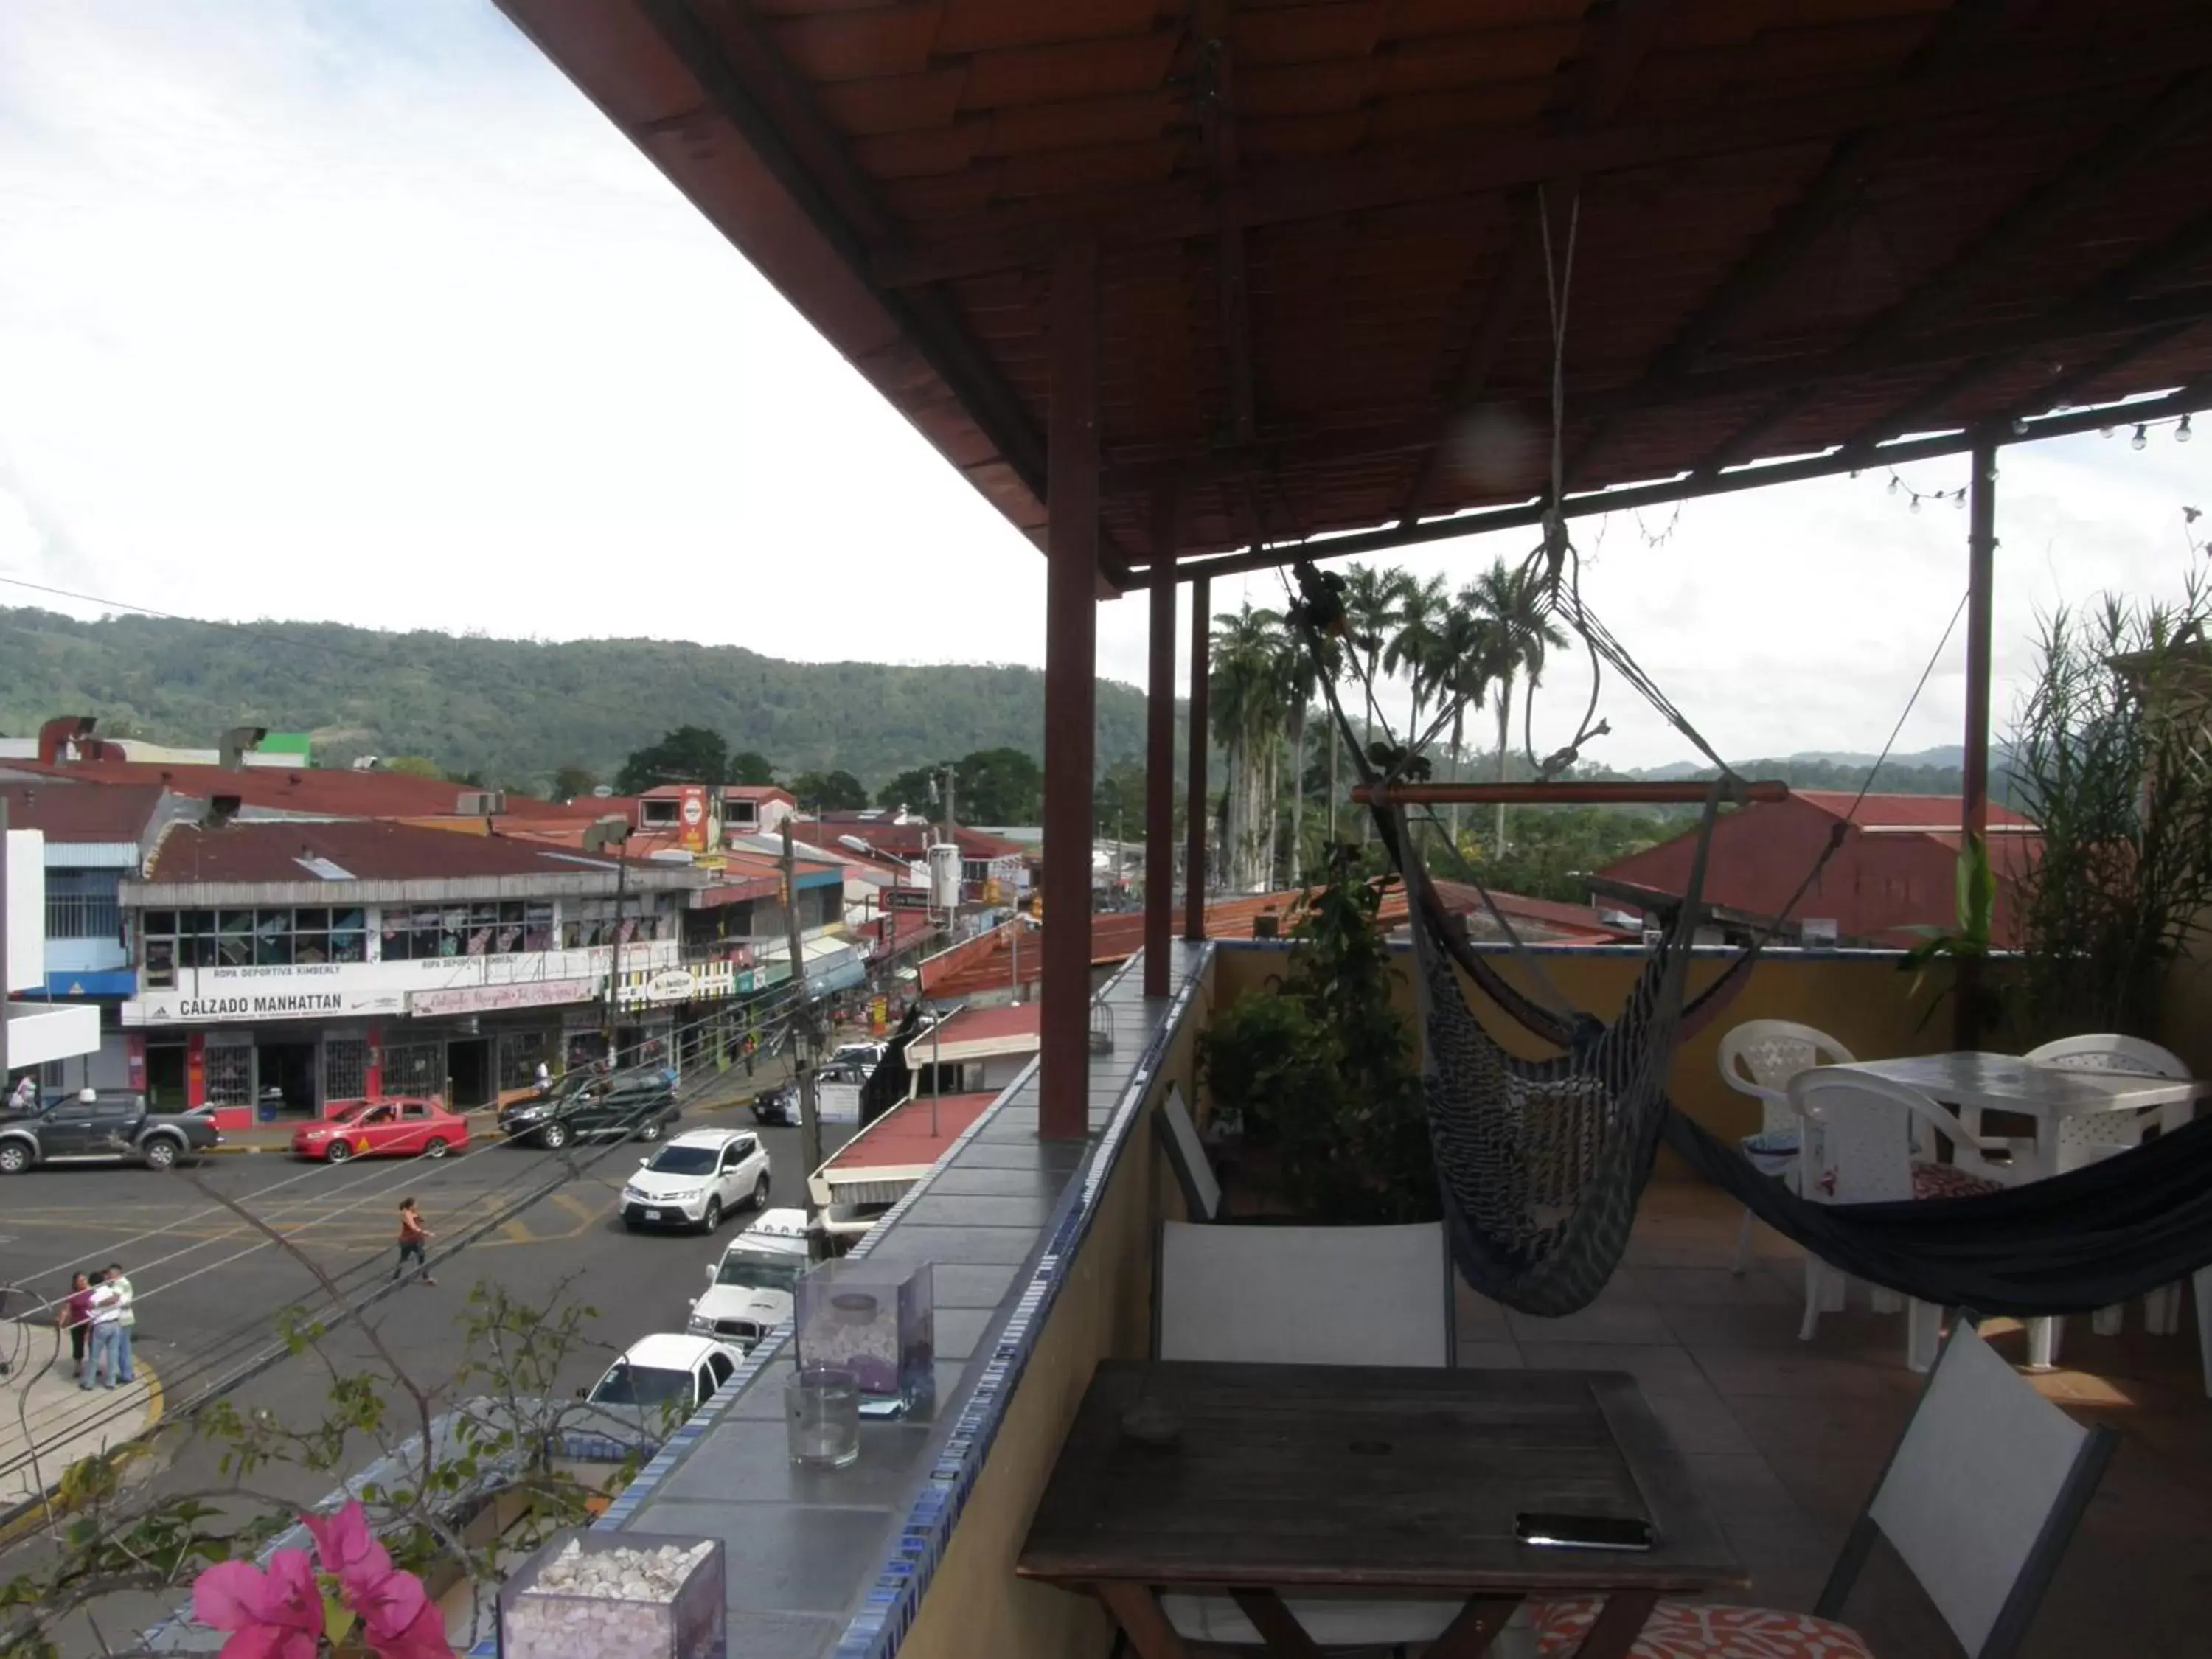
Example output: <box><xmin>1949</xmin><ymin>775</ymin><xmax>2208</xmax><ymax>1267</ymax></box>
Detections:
<box><xmin>686</xmin><ymin>1208</ymin><xmax>810</xmax><ymax>1351</ymax></box>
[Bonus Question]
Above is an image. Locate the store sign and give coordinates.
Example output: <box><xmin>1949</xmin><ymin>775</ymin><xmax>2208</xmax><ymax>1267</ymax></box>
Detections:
<box><xmin>123</xmin><ymin>988</ymin><xmax>406</xmax><ymax>1026</ymax></box>
<box><xmin>411</xmin><ymin>978</ymin><xmax>596</xmax><ymax>1018</ymax></box>
<box><xmin>886</xmin><ymin>888</ymin><xmax>931</xmax><ymax>911</ymax></box>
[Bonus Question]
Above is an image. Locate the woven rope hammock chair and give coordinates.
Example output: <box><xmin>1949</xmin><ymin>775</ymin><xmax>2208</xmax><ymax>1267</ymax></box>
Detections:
<box><xmin>1287</xmin><ymin>559</ymin><xmax>2212</xmax><ymax>1322</ymax></box>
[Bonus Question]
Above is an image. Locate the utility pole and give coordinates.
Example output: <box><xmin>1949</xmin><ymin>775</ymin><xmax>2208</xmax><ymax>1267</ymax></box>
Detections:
<box><xmin>939</xmin><ymin>762</ymin><xmax>958</xmax><ymax>839</ymax></box>
<box><xmin>782</xmin><ymin>819</ymin><xmax>825</xmax><ymax>1256</ymax></box>
<box><xmin>585</xmin><ymin>815</ymin><xmax>632</xmax><ymax>1068</ymax></box>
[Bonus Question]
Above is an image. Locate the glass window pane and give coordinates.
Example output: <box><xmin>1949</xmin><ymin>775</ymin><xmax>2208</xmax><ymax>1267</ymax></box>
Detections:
<box><xmin>333</xmin><ymin>908</ymin><xmax>365</xmax><ymax>932</ymax></box>
<box><xmin>293</xmin><ymin>933</ymin><xmax>329</xmax><ymax>966</ymax></box>
<box><xmin>330</xmin><ymin>928</ymin><xmax>366</xmax><ymax>964</ymax></box>
<box><xmin>184</xmin><ymin>909</ymin><xmax>215</xmax><ymax>936</ymax></box>
<box><xmin>294</xmin><ymin>908</ymin><xmax>330</xmax><ymax>931</ymax></box>
<box><xmin>143</xmin><ymin>910</ymin><xmax>177</xmax><ymax>936</ymax></box>
<box><xmin>500</xmin><ymin>900</ymin><xmax>526</xmax><ymax>924</ymax></box>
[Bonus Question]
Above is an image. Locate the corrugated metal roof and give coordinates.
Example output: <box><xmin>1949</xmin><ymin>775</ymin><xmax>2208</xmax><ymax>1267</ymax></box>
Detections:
<box><xmin>0</xmin><ymin>782</ymin><xmax>167</xmax><ymax>844</ymax></box>
<box><xmin>142</xmin><ymin>821</ymin><xmax>637</xmax><ymax>886</ymax></box>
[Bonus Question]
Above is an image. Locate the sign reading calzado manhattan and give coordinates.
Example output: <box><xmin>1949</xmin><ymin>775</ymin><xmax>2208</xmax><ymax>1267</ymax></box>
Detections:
<box><xmin>178</xmin><ymin>992</ymin><xmax>347</xmax><ymax>1018</ymax></box>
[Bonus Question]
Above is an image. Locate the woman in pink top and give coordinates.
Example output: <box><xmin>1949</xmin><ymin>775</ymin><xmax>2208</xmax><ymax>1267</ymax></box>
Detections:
<box><xmin>56</xmin><ymin>1272</ymin><xmax>94</xmax><ymax>1382</ymax></box>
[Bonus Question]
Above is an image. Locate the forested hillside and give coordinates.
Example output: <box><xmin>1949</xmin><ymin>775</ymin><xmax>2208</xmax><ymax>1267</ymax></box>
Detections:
<box><xmin>0</xmin><ymin>608</ymin><xmax>1152</xmax><ymax>790</ymax></box>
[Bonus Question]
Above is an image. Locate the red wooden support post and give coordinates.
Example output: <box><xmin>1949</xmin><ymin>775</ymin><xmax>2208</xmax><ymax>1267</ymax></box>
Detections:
<box><xmin>1144</xmin><ymin>489</ymin><xmax>1179</xmax><ymax>997</ymax></box>
<box><xmin>1955</xmin><ymin>436</ymin><xmax>1998</xmax><ymax>1048</ymax></box>
<box><xmin>1040</xmin><ymin>240</ymin><xmax>1099</xmax><ymax>1141</ymax></box>
<box><xmin>1184</xmin><ymin>573</ymin><xmax>1211</xmax><ymax>942</ymax></box>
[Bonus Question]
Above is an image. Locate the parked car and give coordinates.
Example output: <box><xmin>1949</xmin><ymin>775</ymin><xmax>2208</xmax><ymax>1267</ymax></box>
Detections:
<box><xmin>751</xmin><ymin>1082</ymin><xmax>798</xmax><ymax>1127</ymax></box>
<box><xmin>619</xmin><ymin>1128</ymin><xmax>771</xmax><ymax>1233</ymax></box>
<box><xmin>498</xmin><ymin>1068</ymin><xmax>679</xmax><ymax>1150</ymax></box>
<box><xmin>292</xmin><ymin>1098</ymin><xmax>470</xmax><ymax>1163</ymax></box>
<box><xmin>688</xmin><ymin>1208</ymin><xmax>810</xmax><ymax>1348</ymax></box>
<box><xmin>582</xmin><ymin>1332</ymin><xmax>744</xmax><ymax>1417</ymax></box>
<box><xmin>0</xmin><ymin>1088</ymin><xmax>222</xmax><ymax>1174</ymax></box>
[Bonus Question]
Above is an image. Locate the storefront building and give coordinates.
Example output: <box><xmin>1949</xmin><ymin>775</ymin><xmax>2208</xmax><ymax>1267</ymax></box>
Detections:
<box><xmin>116</xmin><ymin>819</ymin><xmax>722</xmax><ymax>1127</ymax></box>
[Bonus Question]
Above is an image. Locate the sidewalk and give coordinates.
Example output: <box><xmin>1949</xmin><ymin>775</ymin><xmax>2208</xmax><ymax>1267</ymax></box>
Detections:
<box><xmin>0</xmin><ymin>1338</ymin><xmax>162</xmax><ymax>1510</ymax></box>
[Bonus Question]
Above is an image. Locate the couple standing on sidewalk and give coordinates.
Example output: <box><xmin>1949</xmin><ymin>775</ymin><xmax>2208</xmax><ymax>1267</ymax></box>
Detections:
<box><xmin>58</xmin><ymin>1264</ymin><xmax>135</xmax><ymax>1389</ymax></box>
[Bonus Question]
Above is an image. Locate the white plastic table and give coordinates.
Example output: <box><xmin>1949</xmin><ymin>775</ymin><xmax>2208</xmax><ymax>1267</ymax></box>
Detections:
<box><xmin>1833</xmin><ymin>1051</ymin><xmax>2202</xmax><ymax>1180</ymax></box>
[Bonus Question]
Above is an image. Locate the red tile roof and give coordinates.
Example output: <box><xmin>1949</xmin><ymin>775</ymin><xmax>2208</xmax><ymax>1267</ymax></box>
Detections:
<box><xmin>5</xmin><ymin>758</ymin><xmax>574</xmax><ymax>820</ymax></box>
<box><xmin>823</xmin><ymin>1093</ymin><xmax>998</xmax><ymax>1173</ymax></box>
<box><xmin>918</xmin><ymin>920</ymin><xmax>1034</xmax><ymax>1000</ymax></box>
<box><xmin>142</xmin><ymin>820</ymin><xmax>637</xmax><ymax>886</ymax></box>
<box><xmin>0</xmin><ymin>782</ymin><xmax>169</xmax><ymax>844</ymax></box>
<box><xmin>931</xmin><ymin>1004</ymin><xmax>1040</xmax><ymax>1051</ymax></box>
<box><xmin>803</xmin><ymin>818</ymin><xmax>1027</xmax><ymax>862</ymax></box>
<box><xmin>1792</xmin><ymin>792</ymin><xmax>2035</xmax><ymax>832</ymax></box>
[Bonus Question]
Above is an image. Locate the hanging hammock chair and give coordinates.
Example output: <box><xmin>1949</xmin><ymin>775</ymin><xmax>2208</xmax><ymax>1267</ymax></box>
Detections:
<box><xmin>1287</xmin><ymin>560</ymin><xmax>2212</xmax><ymax>1322</ymax></box>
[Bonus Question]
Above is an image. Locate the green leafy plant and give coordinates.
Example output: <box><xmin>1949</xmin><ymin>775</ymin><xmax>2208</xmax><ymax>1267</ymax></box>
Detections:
<box><xmin>1197</xmin><ymin>846</ymin><xmax>1436</xmax><ymax>1222</ymax></box>
<box><xmin>2007</xmin><ymin>581</ymin><xmax>2212</xmax><ymax>1040</ymax></box>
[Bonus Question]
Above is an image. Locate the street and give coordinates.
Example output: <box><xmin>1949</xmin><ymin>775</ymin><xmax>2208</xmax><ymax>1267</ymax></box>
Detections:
<box><xmin>0</xmin><ymin>1098</ymin><xmax>847</xmax><ymax>1566</ymax></box>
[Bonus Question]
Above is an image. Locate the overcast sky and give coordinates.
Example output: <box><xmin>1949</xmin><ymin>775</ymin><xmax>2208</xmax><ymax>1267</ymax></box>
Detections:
<box><xmin>3</xmin><ymin>0</ymin><xmax>2207</xmax><ymax>772</ymax></box>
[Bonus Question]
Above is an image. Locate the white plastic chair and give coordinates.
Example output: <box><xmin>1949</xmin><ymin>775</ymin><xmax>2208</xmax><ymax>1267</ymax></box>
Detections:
<box><xmin>1717</xmin><ymin>1020</ymin><xmax>1854</xmax><ymax>1273</ymax></box>
<box><xmin>1155</xmin><ymin>1221</ymin><xmax>1472</xmax><ymax>1649</ymax></box>
<box><xmin>2024</xmin><ymin>1034</ymin><xmax>2202</xmax><ymax>1380</ymax></box>
<box><xmin>1788</xmin><ymin>1070</ymin><xmax>2017</xmax><ymax>1371</ymax></box>
<box><xmin>1531</xmin><ymin>1321</ymin><xmax>2118</xmax><ymax>1659</ymax></box>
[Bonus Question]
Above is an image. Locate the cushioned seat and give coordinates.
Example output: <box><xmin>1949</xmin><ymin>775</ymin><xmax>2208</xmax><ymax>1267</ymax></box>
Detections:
<box><xmin>1908</xmin><ymin>1161</ymin><xmax>2005</xmax><ymax>1201</ymax></box>
<box><xmin>1532</xmin><ymin>1597</ymin><xmax>1874</xmax><ymax>1658</ymax></box>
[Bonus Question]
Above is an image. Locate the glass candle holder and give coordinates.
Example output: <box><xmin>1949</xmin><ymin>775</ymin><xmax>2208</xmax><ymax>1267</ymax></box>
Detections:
<box><xmin>785</xmin><ymin>1363</ymin><xmax>860</xmax><ymax>1470</ymax></box>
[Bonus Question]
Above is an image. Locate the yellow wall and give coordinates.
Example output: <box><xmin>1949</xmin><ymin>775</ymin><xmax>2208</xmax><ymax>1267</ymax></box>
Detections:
<box><xmin>897</xmin><ymin>959</ymin><xmax>1213</xmax><ymax>1659</ymax></box>
<box><xmin>1210</xmin><ymin>944</ymin><xmax>1962</xmax><ymax>1152</ymax></box>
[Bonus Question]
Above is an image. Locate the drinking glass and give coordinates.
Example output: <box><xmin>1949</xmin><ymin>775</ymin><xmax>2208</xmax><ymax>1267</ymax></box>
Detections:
<box><xmin>785</xmin><ymin>1364</ymin><xmax>860</xmax><ymax>1470</ymax></box>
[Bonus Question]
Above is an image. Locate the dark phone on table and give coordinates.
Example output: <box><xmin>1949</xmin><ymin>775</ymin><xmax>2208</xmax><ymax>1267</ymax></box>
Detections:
<box><xmin>1515</xmin><ymin>1512</ymin><xmax>1656</xmax><ymax>1552</ymax></box>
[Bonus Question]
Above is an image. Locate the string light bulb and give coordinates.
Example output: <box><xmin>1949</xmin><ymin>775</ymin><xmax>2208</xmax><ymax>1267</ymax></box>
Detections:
<box><xmin>1888</xmin><ymin>476</ymin><xmax>1902</xmax><ymax>495</ymax></box>
<box><xmin>2011</xmin><ymin>416</ymin><xmax>2030</xmax><ymax>436</ymax></box>
<box><xmin>2133</xmin><ymin>425</ymin><xmax>2149</xmax><ymax>451</ymax></box>
<box><xmin>1910</xmin><ymin>494</ymin><xmax>1921</xmax><ymax>513</ymax></box>
<box><xmin>2101</xmin><ymin>425</ymin><xmax>2115</xmax><ymax>438</ymax></box>
<box><xmin>2180</xmin><ymin>415</ymin><xmax>2194</xmax><ymax>445</ymax></box>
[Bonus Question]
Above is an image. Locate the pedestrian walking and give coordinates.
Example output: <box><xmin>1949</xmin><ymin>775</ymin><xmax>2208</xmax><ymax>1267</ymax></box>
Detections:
<box><xmin>104</xmin><ymin>1264</ymin><xmax>136</xmax><ymax>1384</ymax></box>
<box><xmin>58</xmin><ymin>1271</ymin><xmax>94</xmax><ymax>1382</ymax></box>
<box><xmin>84</xmin><ymin>1277</ymin><xmax>125</xmax><ymax>1390</ymax></box>
<box><xmin>7</xmin><ymin>1074</ymin><xmax>35</xmax><ymax>1114</ymax></box>
<box><xmin>392</xmin><ymin>1197</ymin><xmax>435</xmax><ymax>1286</ymax></box>
<box><xmin>535</xmin><ymin>1060</ymin><xmax>552</xmax><ymax>1098</ymax></box>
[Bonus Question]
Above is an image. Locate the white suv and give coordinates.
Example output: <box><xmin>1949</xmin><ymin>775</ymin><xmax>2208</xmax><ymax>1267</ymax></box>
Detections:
<box><xmin>585</xmin><ymin>1332</ymin><xmax>744</xmax><ymax>1418</ymax></box>
<box><xmin>619</xmin><ymin>1129</ymin><xmax>771</xmax><ymax>1233</ymax></box>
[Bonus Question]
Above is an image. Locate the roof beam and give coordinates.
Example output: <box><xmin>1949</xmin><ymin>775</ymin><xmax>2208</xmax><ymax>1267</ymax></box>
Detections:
<box><xmin>1102</xmin><ymin>283</ymin><xmax>2212</xmax><ymax>503</ymax></box>
<box><xmin>1840</xmin><ymin>202</ymin><xmax>2212</xmax><ymax>451</ymax></box>
<box><xmin>1694</xmin><ymin>66</ymin><xmax>2212</xmax><ymax>476</ymax></box>
<box><xmin>1562</xmin><ymin>0</ymin><xmax>2035</xmax><ymax>485</ymax></box>
<box><xmin>1196</xmin><ymin>3</ymin><xmax>1255</xmax><ymax>447</ymax></box>
<box><xmin>872</xmin><ymin>28</ymin><xmax>2212</xmax><ymax>289</ymax></box>
<box><xmin>1392</xmin><ymin>0</ymin><xmax>1673</xmax><ymax>526</ymax></box>
<box><xmin>1122</xmin><ymin>378</ymin><xmax>2212</xmax><ymax>588</ymax></box>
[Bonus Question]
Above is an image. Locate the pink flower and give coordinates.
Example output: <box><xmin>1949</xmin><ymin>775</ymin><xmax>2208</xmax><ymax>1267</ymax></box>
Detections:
<box><xmin>191</xmin><ymin>1548</ymin><xmax>323</xmax><ymax>1659</ymax></box>
<box><xmin>302</xmin><ymin>1500</ymin><xmax>447</xmax><ymax>1658</ymax></box>
<box><xmin>361</xmin><ymin>1596</ymin><xmax>457</xmax><ymax>1659</ymax></box>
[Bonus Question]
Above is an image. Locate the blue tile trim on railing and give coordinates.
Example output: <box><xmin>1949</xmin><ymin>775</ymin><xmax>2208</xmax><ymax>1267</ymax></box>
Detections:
<box><xmin>1218</xmin><ymin>937</ymin><xmax>1935</xmax><ymax>961</ymax></box>
<box><xmin>828</xmin><ymin>945</ymin><xmax>1211</xmax><ymax>1659</ymax></box>
<box><xmin>587</xmin><ymin>1046</ymin><xmax>1056</xmax><ymax>1546</ymax></box>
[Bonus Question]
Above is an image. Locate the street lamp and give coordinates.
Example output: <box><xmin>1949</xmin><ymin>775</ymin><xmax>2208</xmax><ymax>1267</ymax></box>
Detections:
<box><xmin>583</xmin><ymin>815</ymin><xmax>632</xmax><ymax>1067</ymax></box>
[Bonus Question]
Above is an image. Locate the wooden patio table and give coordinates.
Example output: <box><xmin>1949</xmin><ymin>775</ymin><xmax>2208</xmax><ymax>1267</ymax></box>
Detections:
<box><xmin>1018</xmin><ymin>1360</ymin><xmax>1745</xmax><ymax>1659</ymax></box>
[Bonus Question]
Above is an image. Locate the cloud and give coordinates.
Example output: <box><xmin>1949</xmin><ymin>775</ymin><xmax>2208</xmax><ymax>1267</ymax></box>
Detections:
<box><xmin>3</xmin><ymin>1</ymin><xmax>2207</xmax><ymax>771</ymax></box>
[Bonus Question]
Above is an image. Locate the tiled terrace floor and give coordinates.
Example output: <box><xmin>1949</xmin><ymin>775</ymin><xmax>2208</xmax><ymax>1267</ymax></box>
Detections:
<box><xmin>1469</xmin><ymin>1182</ymin><xmax>2212</xmax><ymax>1658</ymax></box>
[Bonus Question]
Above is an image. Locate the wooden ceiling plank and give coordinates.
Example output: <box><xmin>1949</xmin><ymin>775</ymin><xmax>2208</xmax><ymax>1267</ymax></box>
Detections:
<box><xmin>1695</xmin><ymin>64</ymin><xmax>2212</xmax><ymax>476</ymax></box>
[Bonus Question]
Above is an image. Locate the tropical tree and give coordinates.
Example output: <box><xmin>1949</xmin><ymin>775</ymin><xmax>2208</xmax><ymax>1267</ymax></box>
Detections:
<box><xmin>1464</xmin><ymin>559</ymin><xmax>1570</xmax><ymax>852</ymax></box>
<box><xmin>1383</xmin><ymin>572</ymin><xmax>1453</xmax><ymax>738</ymax></box>
<box><xmin>1427</xmin><ymin>601</ymin><xmax>1492</xmax><ymax>848</ymax></box>
<box><xmin>1211</xmin><ymin>603</ymin><xmax>1292</xmax><ymax>891</ymax></box>
<box><xmin>549</xmin><ymin>763</ymin><xmax>598</xmax><ymax>803</ymax></box>
<box><xmin>615</xmin><ymin>725</ymin><xmax>729</xmax><ymax>793</ymax></box>
<box><xmin>789</xmin><ymin>768</ymin><xmax>869</xmax><ymax>811</ymax></box>
<box><xmin>728</xmin><ymin>750</ymin><xmax>777</xmax><ymax>786</ymax></box>
<box><xmin>1338</xmin><ymin>563</ymin><xmax>1411</xmax><ymax>841</ymax></box>
<box><xmin>1284</xmin><ymin>630</ymin><xmax>1340</xmax><ymax>881</ymax></box>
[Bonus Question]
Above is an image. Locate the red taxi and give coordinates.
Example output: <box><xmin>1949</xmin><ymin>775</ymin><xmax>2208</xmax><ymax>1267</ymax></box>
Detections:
<box><xmin>291</xmin><ymin>1098</ymin><xmax>470</xmax><ymax>1163</ymax></box>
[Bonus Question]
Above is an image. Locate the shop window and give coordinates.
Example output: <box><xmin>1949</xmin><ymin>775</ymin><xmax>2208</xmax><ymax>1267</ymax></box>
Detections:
<box><xmin>218</xmin><ymin>911</ymin><xmax>254</xmax><ymax>967</ymax></box>
<box><xmin>254</xmin><ymin>909</ymin><xmax>293</xmax><ymax>967</ymax></box>
<box><xmin>331</xmin><ymin>909</ymin><xmax>367</xmax><ymax>962</ymax></box>
<box><xmin>145</xmin><ymin>937</ymin><xmax>177</xmax><ymax>990</ymax></box>
<box><xmin>524</xmin><ymin>901</ymin><xmax>554</xmax><ymax>952</ymax></box>
<box><xmin>381</xmin><ymin>1041</ymin><xmax>444</xmax><ymax>1098</ymax></box>
<box><xmin>641</xmin><ymin>799</ymin><xmax>679</xmax><ymax>826</ymax></box>
<box><xmin>45</xmin><ymin>869</ymin><xmax>121</xmax><ymax>940</ymax></box>
<box><xmin>291</xmin><ymin>908</ymin><xmax>332</xmax><ymax>965</ymax></box>
<box><xmin>498</xmin><ymin>1029</ymin><xmax>551</xmax><ymax>1091</ymax></box>
<box><xmin>204</xmin><ymin>1044</ymin><xmax>253</xmax><ymax>1108</ymax></box>
<box><xmin>324</xmin><ymin>1039</ymin><xmax>370</xmax><ymax>1105</ymax></box>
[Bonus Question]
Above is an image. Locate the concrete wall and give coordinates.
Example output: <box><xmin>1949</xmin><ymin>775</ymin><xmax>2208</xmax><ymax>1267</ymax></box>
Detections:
<box><xmin>895</xmin><ymin>957</ymin><xmax>1214</xmax><ymax>1659</ymax></box>
<box><xmin>1210</xmin><ymin>942</ymin><xmax>1962</xmax><ymax>1152</ymax></box>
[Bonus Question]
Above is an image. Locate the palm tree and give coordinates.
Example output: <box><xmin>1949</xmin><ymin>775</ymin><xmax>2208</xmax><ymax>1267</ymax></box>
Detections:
<box><xmin>1280</xmin><ymin>627</ymin><xmax>1340</xmax><ymax>885</ymax></box>
<box><xmin>1340</xmin><ymin>563</ymin><xmax>1411</xmax><ymax>842</ymax></box>
<box><xmin>1429</xmin><ymin>601</ymin><xmax>1492</xmax><ymax>848</ymax></box>
<box><xmin>1383</xmin><ymin>572</ymin><xmax>1452</xmax><ymax>740</ymax></box>
<box><xmin>1464</xmin><ymin>558</ymin><xmax>1571</xmax><ymax>853</ymax></box>
<box><xmin>1210</xmin><ymin>602</ymin><xmax>1292</xmax><ymax>891</ymax></box>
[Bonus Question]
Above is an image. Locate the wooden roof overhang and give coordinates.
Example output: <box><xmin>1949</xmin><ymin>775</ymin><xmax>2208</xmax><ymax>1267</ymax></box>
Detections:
<box><xmin>497</xmin><ymin>0</ymin><xmax>2212</xmax><ymax>591</ymax></box>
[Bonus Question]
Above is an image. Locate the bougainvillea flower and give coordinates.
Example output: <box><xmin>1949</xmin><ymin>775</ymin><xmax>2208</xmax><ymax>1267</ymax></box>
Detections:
<box><xmin>190</xmin><ymin>1548</ymin><xmax>323</xmax><ymax>1659</ymax></box>
<box><xmin>363</xmin><ymin>1595</ymin><xmax>458</xmax><ymax>1659</ymax></box>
